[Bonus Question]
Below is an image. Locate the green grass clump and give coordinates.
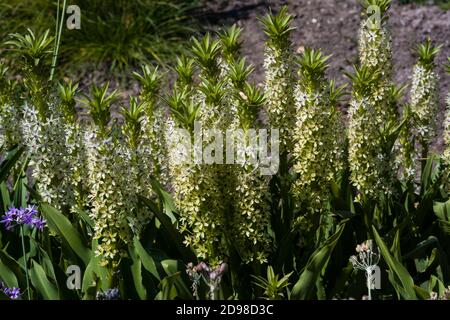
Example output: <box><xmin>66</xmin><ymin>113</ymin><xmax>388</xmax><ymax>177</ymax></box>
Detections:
<box><xmin>399</xmin><ymin>0</ymin><xmax>450</xmax><ymax>10</ymax></box>
<box><xmin>0</xmin><ymin>0</ymin><xmax>200</xmax><ymax>75</ymax></box>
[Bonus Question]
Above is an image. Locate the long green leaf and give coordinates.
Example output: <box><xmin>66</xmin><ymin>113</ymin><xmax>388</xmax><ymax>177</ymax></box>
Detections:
<box><xmin>372</xmin><ymin>226</ymin><xmax>417</xmax><ymax>300</ymax></box>
<box><xmin>139</xmin><ymin>195</ymin><xmax>195</xmax><ymax>262</ymax></box>
<box><xmin>73</xmin><ymin>207</ymin><xmax>95</xmax><ymax>229</ymax></box>
<box><xmin>0</xmin><ymin>182</ymin><xmax>11</xmax><ymax>212</ymax></box>
<box><xmin>0</xmin><ymin>258</ymin><xmax>18</xmax><ymax>287</ymax></box>
<box><xmin>0</xmin><ymin>249</ymin><xmax>25</xmax><ymax>288</ymax></box>
<box><xmin>0</xmin><ymin>146</ymin><xmax>24</xmax><ymax>183</ymax></box>
<box><xmin>155</xmin><ymin>273</ymin><xmax>180</xmax><ymax>300</ymax></box>
<box><xmin>129</xmin><ymin>246</ymin><xmax>147</xmax><ymax>300</ymax></box>
<box><xmin>40</xmin><ymin>203</ymin><xmax>91</xmax><ymax>265</ymax></box>
<box><xmin>433</xmin><ymin>200</ymin><xmax>449</xmax><ymax>222</ymax></box>
<box><xmin>29</xmin><ymin>260</ymin><xmax>59</xmax><ymax>300</ymax></box>
<box><xmin>291</xmin><ymin>221</ymin><xmax>347</xmax><ymax>299</ymax></box>
<box><xmin>133</xmin><ymin>236</ymin><xmax>160</xmax><ymax>281</ymax></box>
<box><xmin>82</xmin><ymin>240</ymin><xmax>108</xmax><ymax>294</ymax></box>
<box><xmin>150</xmin><ymin>178</ymin><xmax>177</xmax><ymax>223</ymax></box>
<box><xmin>161</xmin><ymin>259</ymin><xmax>192</xmax><ymax>299</ymax></box>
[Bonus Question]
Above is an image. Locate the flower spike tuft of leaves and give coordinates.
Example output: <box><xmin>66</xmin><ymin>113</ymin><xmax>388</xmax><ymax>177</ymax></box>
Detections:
<box><xmin>259</xmin><ymin>6</ymin><xmax>296</xmax><ymax>45</ymax></box>
<box><xmin>58</xmin><ymin>80</ymin><xmax>79</xmax><ymax>124</ymax></box>
<box><xmin>414</xmin><ymin>38</ymin><xmax>442</xmax><ymax>70</ymax></box>
<box><xmin>82</xmin><ymin>82</ymin><xmax>119</xmax><ymax>137</ymax></box>
<box><xmin>218</xmin><ymin>24</ymin><xmax>243</xmax><ymax>63</ymax></box>
<box><xmin>260</xmin><ymin>5</ymin><xmax>296</xmax><ymax>150</ymax></box>
<box><xmin>191</xmin><ymin>33</ymin><xmax>222</xmax><ymax>80</ymax></box>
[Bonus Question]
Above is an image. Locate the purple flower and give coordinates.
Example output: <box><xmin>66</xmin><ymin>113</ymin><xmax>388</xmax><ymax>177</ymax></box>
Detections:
<box><xmin>0</xmin><ymin>282</ymin><xmax>21</xmax><ymax>299</ymax></box>
<box><xmin>23</xmin><ymin>205</ymin><xmax>38</xmax><ymax>221</ymax></box>
<box><xmin>31</xmin><ymin>217</ymin><xmax>46</xmax><ymax>230</ymax></box>
<box><xmin>3</xmin><ymin>287</ymin><xmax>20</xmax><ymax>299</ymax></box>
<box><xmin>0</xmin><ymin>208</ymin><xmax>21</xmax><ymax>230</ymax></box>
<box><xmin>96</xmin><ymin>288</ymin><xmax>120</xmax><ymax>300</ymax></box>
<box><xmin>0</xmin><ymin>205</ymin><xmax>46</xmax><ymax>231</ymax></box>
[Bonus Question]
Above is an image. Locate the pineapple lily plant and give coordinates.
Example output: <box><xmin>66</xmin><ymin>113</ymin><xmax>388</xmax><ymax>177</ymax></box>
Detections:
<box><xmin>0</xmin><ymin>2</ymin><xmax>449</xmax><ymax>301</ymax></box>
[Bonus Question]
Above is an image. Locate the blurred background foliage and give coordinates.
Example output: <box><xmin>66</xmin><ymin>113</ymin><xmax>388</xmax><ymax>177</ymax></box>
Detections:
<box><xmin>399</xmin><ymin>0</ymin><xmax>450</xmax><ymax>9</ymax></box>
<box><xmin>0</xmin><ymin>0</ymin><xmax>201</xmax><ymax>78</ymax></box>
<box><xmin>0</xmin><ymin>0</ymin><xmax>448</xmax><ymax>81</ymax></box>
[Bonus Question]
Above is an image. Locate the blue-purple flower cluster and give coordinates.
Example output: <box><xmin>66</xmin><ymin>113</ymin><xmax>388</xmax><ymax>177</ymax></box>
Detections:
<box><xmin>0</xmin><ymin>282</ymin><xmax>20</xmax><ymax>299</ymax></box>
<box><xmin>0</xmin><ymin>205</ymin><xmax>46</xmax><ymax>231</ymax></box>
<box><xmin>96</xmin><ymin>288</ymin><xmax>120</xmax><ymax>300</ymax></box>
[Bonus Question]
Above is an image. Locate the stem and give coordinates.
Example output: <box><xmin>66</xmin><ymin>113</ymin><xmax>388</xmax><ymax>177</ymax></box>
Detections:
<box><xmin>50</xmin><ymin>0</ymin><xmax>67</xmax><ymax>81</ymax></box>
<box><xmin>366</xmin><ymin>269</ymin><xmax>372</xmax><ymax>300</ymax></box>
<box><xmin>420</xmin><ymin>143</ymin><xmax>428</xmax><ymax>179</ymax></box>
<box><xmin>20</xmin><ymin>225</ymin><xmax>31</xmax><ymax>300</ymax></box>
<box><xmin>209</xmin><ymin>284</ymin><xmax>215</xmax><ymax>300</ymax></box>
<box><xmin>50</xmin><ymin>0</ymin><xmax>60</xmax><ymax>81</ymax></box>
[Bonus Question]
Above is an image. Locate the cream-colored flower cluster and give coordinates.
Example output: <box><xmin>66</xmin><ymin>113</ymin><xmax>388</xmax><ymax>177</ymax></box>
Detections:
<box><xmin>84</xmin><ymin>130</ymin><xmax>134</xmax><ymax>267</ymax></box>
<box><xmin>358</xmin><ymin>4</ymin><xmax>394</xmax><ymax>124</ymax></box>
<box><xmin>349</xmin><ymin>4</ymin><xmax>396</xmax><ymax>199</ymax></box>
<box><xmin>443</xmin><ymin>95</ymin><xmax>450</xmax><ymax>190</ymax></box>
<box><xmin>166</xmin><ymin>121</ymin><xmax>225</xmax><ymax>266</ymax></box>
<box><xmin>0</xmin><ymin>103</ymin><xmax>22</xmax><ymax>148</ymax></box>
<box><xmin>359</xmin><ymin>20</ymin><xmax>392</xmax><ymax>79</ymax></box>
<box><xmin>445</xmin><ymin>95</ymin><xmax>450</xmax><ymax>161</ymax></box>
<box><xmin>231</xmin><ymin>149</ymin><xmax>272</xmax><ymax>264</ymax></box>
<box><xmin>292</xmin><ymin>87</ymin><xmax>344</xmax><ymax>212</ymax></box>
<box><xmin>228</xmin><ymin>80</ymin><xmax>272</xmax><ymax>263</ymax></box>
<box><xmin>21</xmin><ymin>103</ymin><xmax>76</xmax><ymax>210</ymax></box>
<box><xmin>218</xmin><ymin>58</ymin><xmax>240</xmax><ymax>131</ymax></box>
<box><xmin>166</xmin><ymin>30</ymin><xmax>275</xmax><ymax>265</ymax></box>
<box><xmin>396</xmin><ymin>106</ymin><xmax>418</xmax><ymax>183</ymax></box>
<box><xmin>0</xmin><ymin>66</ymin><xmax>21</xmax><ymax>148</ymax></box>
<box><xmin>410</xmin><ymin>64</ymin><xmax>439</xmax><ymax>145</ymax></box>
<box><xmin>263</xmin><ymin>44</ymin><xmax>295</xmax><ymax>150</ymax></box>
<box><xmin>165</xmin><ymin>58</ymin><xmax>227</xmax><ymax>267</ymax></box>
<box><xmin>64</xmin><ymin>122</ymin><xmax>90</xmax><ymax>210</ymax></box>
<box><xmin>144</xmin><ymin>107</ymin><xmax>170</xmax><ymax>188</ymax></box>
<box><xmin>348</xmin><ymin>97</ymin><xmax>389</xmax><ymax>200</ymax></box>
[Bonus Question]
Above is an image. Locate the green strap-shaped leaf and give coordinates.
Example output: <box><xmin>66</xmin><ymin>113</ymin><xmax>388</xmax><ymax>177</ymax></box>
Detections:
<box><xmin>0</xmin><ymin>182</ymin><xmax>11</xmax><ymax>213</ymax></box>
<box><xmin>161</xmin><ymin>259</ymin><xmax>192</xmax><ymax>299</ymax></box>
<box><xmin>82</xmin><ymin>240</ymin><xmax>108</xmax><ymax>295</ymax></box>
<box><xmin>420</xmin><ymin>154</ymin><xmax>436</xmax><ymax>196</ymax></box>
<box><xmin>139</xmin><ymin>195</ymin><xmax>195</xmax><ymax>262</ymax></box>
<box><xmin>291</xmin><ymin>221</ymin><xmax>347</xmax><ymax>299</ymax></box>
<box><xmin>29</xmin><ymin>260</ymin><xmax>59</xmax><ymax>300</ymax></box>
<box><xmin>129</xmin><ymin>246</ymin><xmax>147</xmax><ymax>300</ymax></box>
<box><xmin>0</xmin><ymin>258</ymin><xmax>18</xmax><ymax>287</ymax></box>
<box><xmin>40</xmin><ymin>203</ymin><xmax>91</xmax><ymax>265</ymax></box>
<box><xmin>429</xmin><ymin>275</ymin><xmax>446</xmax><ymax>297</ymax></box>
<box><xmin>73</xmin><ymin>207</ymin><xmax>95</xmax><ymax>229</ymax></box>
<box><xmin>133</xmin><ymin>236</ymin><xmax>160</xmax><ymax>281</ymax></box>
<box><xmin>0</xmin><ymin>145</ymin><xmax>24</xmax><ymax>183</ymax></box>
<box><xmin>433</xmin><ymin>200</ymin><xmax>450</xmax><ymax>222</ymax></box>
<box><xmin>12</xmin><ymin>155</ymin><xmax>29</xmax><ymax>209</ymax></box>
<box><xmin>413</xmin><ymin>285</ymin><xmax>430</xmax><ymax>300</ymax></box>
<box><xmin>372</xmin><ymin>226</ymin><xmax>417</xmax><ymax>300</ymax></box>
<box><xmin>390</xmin><ymin>230</ymin><xmax>402</xmax><ymax>261</ymax></box>
<box><xmin>0</xmin><ymin>249</ymin><xmax>25</xmax><ymax>288</ymax></box>
<box><xmin>155</xmin><ymin>273</ymin><xmax>180</xmax><ymax>300</ymax></box>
